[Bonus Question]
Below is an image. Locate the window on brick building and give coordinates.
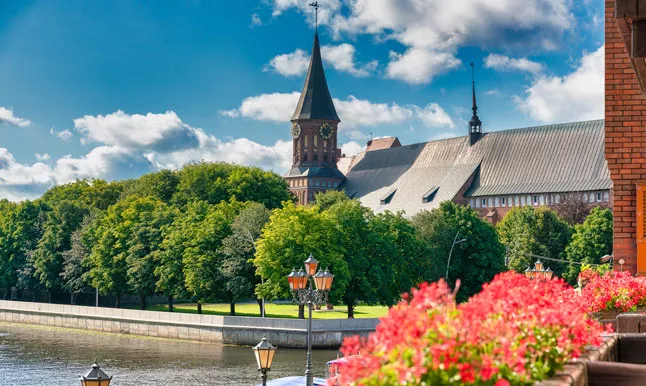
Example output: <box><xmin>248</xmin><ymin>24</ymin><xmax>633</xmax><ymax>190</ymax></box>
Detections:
<box><xmin>323</xmin><ymin>155</ymin><xmax>328</xmax><ymax>162</ymax></box>
<box><xmin>303</xmin><ymin>155</ymin><xmax>308</xmax><ymax>162</ymax></box>
<box><xmin>501</xmin><ymin>197</ymin><xmax>506</xmax><ymax>206</ymax></box>
<box><xmin>596</xmin><ymin>192</ymin><xmax>602</xmax><ymax>202</ymax></box>
<box><xmin>532</xmin><ymin>195</ymin><xmax>538</xmax><ymax>205</ymax></box>
<box><xmin>313</xmin><ymin>154</ymin><xmax>318</xmax><ymax>161</ymax></box>
<box><xmin>481</xmin><ymin>198</ymin><xmax>486</xmax><ymax>207</ymax></box>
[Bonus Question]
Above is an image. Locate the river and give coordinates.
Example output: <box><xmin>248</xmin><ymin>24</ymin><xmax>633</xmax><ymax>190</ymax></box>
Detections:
<box><xmin>0</xmin><ymin>322</ymin><xmax>339</xmax><ymax>385</ymax></box>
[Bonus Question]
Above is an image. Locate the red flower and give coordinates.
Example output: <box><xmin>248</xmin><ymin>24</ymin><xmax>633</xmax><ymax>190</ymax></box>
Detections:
<box><xmin>335</xmin><ymin>272</ymin><xmax>604</xmax><ymax>385</ymax></box>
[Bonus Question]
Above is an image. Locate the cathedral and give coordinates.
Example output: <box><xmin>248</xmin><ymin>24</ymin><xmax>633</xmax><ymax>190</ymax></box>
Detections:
<box><xmin>286</xmin><ymin>31</ymin><xmax>611</xmax><ymax>222</ymax></box>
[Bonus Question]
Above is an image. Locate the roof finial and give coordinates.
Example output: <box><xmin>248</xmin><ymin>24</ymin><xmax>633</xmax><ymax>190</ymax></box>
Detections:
<box><xmin>471</xmin><ymin>62</ymin><xmax>477</xmax><ymax>115</ymax></box>
<box><xmin>309</xmin><ymin>2</ymin><xmax>319</xmax><ymax>32</ymax></box>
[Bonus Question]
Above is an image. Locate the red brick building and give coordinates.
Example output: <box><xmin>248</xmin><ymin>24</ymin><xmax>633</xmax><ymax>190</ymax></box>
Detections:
<box><xmin>606</xmin><ymin>0</ymin><xmax>646</xmax><ymax>274</ymax></box>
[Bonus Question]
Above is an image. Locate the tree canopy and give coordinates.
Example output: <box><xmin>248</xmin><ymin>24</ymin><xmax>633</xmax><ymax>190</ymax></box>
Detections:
<box><xmin>412</xmin><ymin>201</ymin><xmax>505</xmax><ymax>302</ymax></box>
<box><xmin>563</xmin><ymin>207</ymin><xmax>613</xmax><ymax>285</ymax></box>
<box><xmin>496</xmin><ymin>206</ymin><xmax>573</xmax><ymax>277</ymax></box>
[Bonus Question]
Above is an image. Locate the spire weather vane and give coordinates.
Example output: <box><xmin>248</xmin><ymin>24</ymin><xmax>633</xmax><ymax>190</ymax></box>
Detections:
<box><xmin>309</xmin><ymin>1</ymin><xmax>319</xmax><ymax>31</ymax></box>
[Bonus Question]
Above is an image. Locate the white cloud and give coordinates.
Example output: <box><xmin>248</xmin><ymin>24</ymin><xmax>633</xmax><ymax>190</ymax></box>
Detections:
<box><xmin>50</xmin><ymin>128</ymin><xmax>73</xmax><ymax>141</ymax></box>
<box><xmin>222</xmin><ymin>92</ymin><xmax>455</xmax><ymax>129</ymax></box>
<box><xmin>0</xmin><ymin>109</ymin><xmax>305</xmax><ymax>201</ymax></box>
<box><xmin>266</xmin><ymin>49</ymin><xmax>310</xmax><ymax>77</ymax></box>
<box><xmin>340</xmin><ymin>141</ymin><xmax>364</xmax><ymax>157</ymax></box>
<box><xmin>321</xmin><ymin>44</ymin><xmax>377</xmax><ymax>77</ymax></box>
<box><xmin>485</xmin><ymin>89</ymin><xmax>501</xmax><ymax>96</ymax></box>
<box><xmin>515</xmin><ymin>45</ymin><xmax>604</xmax><ymax>123</ymax></box>
<box><xmin>484</xmin><ymin>54</ymin><xmax>544</xmax><ymax>74</ymax></box>
<box><xmin>386</xmin><ymin>48</ymin><xmax>461</xmax><ymax>84</ymax></box>
<box><xmin>271</xmin><ymin>0</ymin><xmax>573</xmax><ymax>84</ymax></box>
<box><xmin>73</xmin><ymin>110</ymin><xmax>199</xmax><ymax>152</ymax></box>
<box><xmin>251</xmin><ymin>13</ymin><xmax>262</xmax><ymax>27</ymax></box>
<box><xmin>0</xmin><ymin>107</ymin><xmax>31</xmax><ymax>127</ymax></box>
<box><xmin>267</xmin><ymin>44</ymin><xmax>377</xmax><ymax>77</ymax></box>
<box><xmin>221</xmin><ymin>92</ymin><xmax>301</xmax><ymax>122</ymax></box>
<box><xmin>414</xmin><ymin>103</ymin><xmax>456</xmax><ymax>129</ymax></box>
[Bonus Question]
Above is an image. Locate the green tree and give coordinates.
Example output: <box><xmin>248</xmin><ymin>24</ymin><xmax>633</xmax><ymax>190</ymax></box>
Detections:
<box><xmin>125</xmin><ymin>198</ymin><xmax>174</xmax><ymax>309</ymax></box>
<box><xmin>496</xmin><ymin>206</ymin><xmax>573</xmax><ymax>278</ymax></box>
<box><xmin>220</xmin><ymin>202</ymin><xmax>271</xmax><ymax>315</ymax></box>
<box><xmin>0</xmin><ymin>200</ymin><xmax>48</xmax><ymax>297</ymax></box>
<box><xmin>172</xmin><ymin>162</ymin><xmax>237</xmax><ymax>207</ymax></box>
<box><xmin>61</xmin><ymin>213</ymin><xmax>98</xmax><ymax>304</ymax></box>
<box><xmin>372</xmin><ymin>211</ymin><xmax>433</xmax><ymax>304</ymax></box>
<box><xmin>122</xmin><ymin>169</ymin><xmax>179</xmax><ymax>203</ymax></box>
<box><xmin>563</xmin><ymin>207</ymin><xmax>613</xmax><ymax>285</ymax></box>
<box><xmin>227</xmin><ymin>166</ymin><xmax>291</xmax><ymax>209</ymax></box>
<box><xmin>41</xmin><ymin>179</ymin><xmax>122</xmax><ymax>210</ymax></box>
<box><xmin>314</xmin><ymin>190</ymin><xmax>349</xmax><ymax>210</ymax></box>
<box><xmin>412</xmin><ymin>202</ymin><xmax>505</xmax><ymax>302</ymax></box>
<box><xmin>324</xmin><ymin>199</ymin><xmax>383</xmax><ymax>318</ymax></box>
<box><xmin>182</xmin><ymin>200</ymin><xmax>246</xmax><ymax>314</ymax></box>
<box><xmin>32</xmin><ymin>200</ymin><xmax>91</xmax><ymax>292</ymax></box>
<box><xmin>87</xmin><ymin>196</ymin><xmax>170</xmax><ymax>308</ymax></box>
<box><xmin>254</xmin><ymin>202</ymin><xmax>349</xmax><ymax>319</ymax></box>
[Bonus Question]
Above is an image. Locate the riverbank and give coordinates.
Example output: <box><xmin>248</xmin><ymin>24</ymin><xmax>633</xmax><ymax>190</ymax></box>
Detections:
<box><xmin>0</xmin><ymin>322</ymin><xmax>337</xmax><ymax>385</ymax></box>
<box><xmin>0</xmin><ymin>300</ymin><xmax>377</xmax><ymax>348</ymax></box>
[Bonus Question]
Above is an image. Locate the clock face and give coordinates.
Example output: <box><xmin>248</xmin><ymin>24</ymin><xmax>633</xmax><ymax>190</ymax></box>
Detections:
<box><xmin>291</xmin><ymin>123</ymin><xmax>301</xmax><ymax>138</ymax></box>
<box><xmin>319</xmin><ymin>122</ymin><xmax>333</xmax><ymax>140</ymax></box>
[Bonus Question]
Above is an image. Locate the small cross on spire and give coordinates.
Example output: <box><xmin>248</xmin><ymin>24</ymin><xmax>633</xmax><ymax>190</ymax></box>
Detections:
<box><xmin>309</xmin><ymin>1</ymin><xmax>319</xmax><ymax>31</ymax></box>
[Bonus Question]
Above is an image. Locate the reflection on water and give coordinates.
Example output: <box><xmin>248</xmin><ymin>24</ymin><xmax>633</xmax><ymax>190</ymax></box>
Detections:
<box><xmin>0</xmin><ymin>322</ymin><xmax>339</xmax><ymax>385</ymax></box>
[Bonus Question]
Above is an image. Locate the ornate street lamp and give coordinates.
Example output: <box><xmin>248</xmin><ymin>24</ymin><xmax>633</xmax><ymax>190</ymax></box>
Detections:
<box><xmin>80</xmin><ymin>363</ymin><xmax>112</xmax><ymax>386</ymax></box>
<box><xmin>252</xmin><ymin>336</ymin><xmax>277</xmax><ymax>386</ymax></box>
<box><xmin>287</xmin><ymin>255</ymin><xmax>334</xmax><ymax>386</ymax></box>
<box><xmin>525</xmin><ymin>259</ymin><xmax>552</xmax><ymax>280</ymax></box>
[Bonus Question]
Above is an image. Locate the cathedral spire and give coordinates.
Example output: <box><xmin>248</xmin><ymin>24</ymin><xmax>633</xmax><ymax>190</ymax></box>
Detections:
<box><xmin>291</xmin><ymin>15</ymin><xmax>340</xmax><ymax>122</ymax></box>
<box><xmin>469</xmin><ymin>62</ymin><xmax>482</xmax><ymax>145</ymax></box>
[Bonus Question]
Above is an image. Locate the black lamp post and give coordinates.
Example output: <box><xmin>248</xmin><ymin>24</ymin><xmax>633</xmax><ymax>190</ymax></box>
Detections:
<box><xmin>287</xmin><ymin>254</ymin><xmax>334</xmax><ymax>386</ymax></box>
<box><xmin>80</xmin><ymin>363</ymin><xmax>112</xmax><ymax>386</ymax></box>
<box><xmin>253</xmin><ymin>336</ymin><xmax>277</xmax><ymax>386</ymax></box>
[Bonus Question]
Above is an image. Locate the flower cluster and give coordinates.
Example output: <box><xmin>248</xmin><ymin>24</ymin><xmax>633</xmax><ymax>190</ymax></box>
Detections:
<box><xmin>334</xmin><ymin>272</ymin><xmax>605</xmax><ymax>386</ymax></box>
<box><xmin>580</xmin><ymin>271</ymin><xmax>646</xmax><ymax>313</ymax></box>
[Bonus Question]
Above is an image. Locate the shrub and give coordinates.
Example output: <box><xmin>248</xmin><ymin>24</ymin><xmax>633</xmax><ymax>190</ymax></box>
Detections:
<box><xmin>336</xmin><ymin>272</ymin><xmax>605</xmax><ymax>386</ymax></box>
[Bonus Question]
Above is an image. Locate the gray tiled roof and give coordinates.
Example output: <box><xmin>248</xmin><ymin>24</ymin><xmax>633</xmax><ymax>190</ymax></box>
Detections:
<box><xmin>341</xmin><ymin>119</ymin><xmax>611</xmax><ymax>215</ymax></box>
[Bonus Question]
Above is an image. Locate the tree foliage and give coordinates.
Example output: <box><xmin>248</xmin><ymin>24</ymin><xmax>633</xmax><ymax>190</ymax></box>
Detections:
<box><xmin>496</xmin><ymin>206</ymin><xmax>573</xmax><ymax>278</ymax></box>
<box><xmin>412</xmin><ymin>201</ymin><xmax>505</xmax><ymax>302</ymax></box>
<box><xmin>563</xmin><ymin>207</ymin><xmax>613</xmax><ymax>285</ymax></box>
<box><xmin>254</xmin><ymin>202</ymin><xmax>349</xmax><ymax>305</ymax></box>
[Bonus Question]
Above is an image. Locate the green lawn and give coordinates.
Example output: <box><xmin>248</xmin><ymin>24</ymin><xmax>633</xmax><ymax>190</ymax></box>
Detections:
<box><xmin>146</xmin><ymin>302</ymin><xmax>388</xmax><ymax>319</ymax></box>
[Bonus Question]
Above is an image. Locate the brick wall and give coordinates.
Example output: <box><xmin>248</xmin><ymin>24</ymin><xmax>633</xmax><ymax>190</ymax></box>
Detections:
<box><xmin>606</xmin><ymin>0</ymin><xmax>645</xmax><ymax>274</ymax></box>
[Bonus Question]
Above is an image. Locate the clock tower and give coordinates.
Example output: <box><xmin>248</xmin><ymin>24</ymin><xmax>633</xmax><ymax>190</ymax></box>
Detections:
<box><xmin>285</xmin><ymin>31</ymin><xmax>345</xmax><ymax>205</ymax></box>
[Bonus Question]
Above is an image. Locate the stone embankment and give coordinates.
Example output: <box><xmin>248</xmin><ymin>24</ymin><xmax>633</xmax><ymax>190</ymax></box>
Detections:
<box><xmin>0</xmin><ymin>300</ymin><xmax>377</xmax><ymax>349</ymax></box>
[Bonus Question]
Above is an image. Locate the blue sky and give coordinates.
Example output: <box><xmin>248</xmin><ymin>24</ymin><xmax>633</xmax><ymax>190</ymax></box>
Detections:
<box><xmin>0</xmin><ymin>0</ymin><xmax>605</xmax><ymax>200</ymax></box>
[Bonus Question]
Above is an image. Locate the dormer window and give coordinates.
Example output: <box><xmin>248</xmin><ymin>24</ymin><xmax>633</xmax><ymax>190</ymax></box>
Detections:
<box><xmin>380</xmin><ymin>189</ymin><xmax>397</xmax><ymax>205</ymax></box>
<box><xmin>422</xmin><ymin>187</ymin><xmax>439</xmax><ymax>203</ymax></box>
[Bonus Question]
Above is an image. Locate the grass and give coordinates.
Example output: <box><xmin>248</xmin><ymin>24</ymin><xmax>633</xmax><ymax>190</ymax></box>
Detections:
<box><xmin>145</xmin><ymin>302</ymin><xmax>389</xmax><ymax>319</ymax></box>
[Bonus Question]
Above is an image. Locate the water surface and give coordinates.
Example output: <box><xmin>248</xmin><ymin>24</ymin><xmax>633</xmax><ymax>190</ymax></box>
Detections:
<box><xmin>0</xmin><ymin>322</ymin><xmax>339</xmax><ymax>385</ymax></box>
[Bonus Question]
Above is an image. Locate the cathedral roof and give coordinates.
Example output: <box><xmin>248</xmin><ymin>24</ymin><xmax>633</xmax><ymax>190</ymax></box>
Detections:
<box><xmin>340</xmin><ymin>119</ymin><xmax>611</xmax><ymax>215</ymax></box>
<box><xmin>291</xmin><ymin>32</ymin><xmax>340</xmax><ymax>122</ymax></box>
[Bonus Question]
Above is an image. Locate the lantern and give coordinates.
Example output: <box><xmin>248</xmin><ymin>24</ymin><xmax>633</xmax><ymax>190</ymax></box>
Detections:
<box><xmin>252</xmin><ymin>336</ymin><xmax>277</xmax><ymax>372</ymax></box>
<box><xmin>313</xmin><ymin>268</ymin><xmax>334</xmax><ymax>291</ymax></box>
<box><xmin>287</xmin><ymin>269</ymin><xmax>298</xmax><ymax>291</ymax></box>
<box><xmin>294</xmin><ymin>269</ymin><xmax>308</xmax><ymax>290</ymax></box>
<box><xmin>304</xmin><ymin>254</ymin><xmax>319</xmax><ymax>276</ymax></box>
<box><xmin>534</xmin><ymin>259</ymin><xmax>544</xmax><ymax>272</ymax></box>
<box><xmin>80</xmin><ymin>363</ymin><xmax>112</xmax><ymax>386</ymax></box>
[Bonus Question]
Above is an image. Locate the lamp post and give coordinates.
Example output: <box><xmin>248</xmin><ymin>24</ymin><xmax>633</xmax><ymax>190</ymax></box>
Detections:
<box><xmin>253</xmin><ymin>336</ymin><xmax>277</xmax><ymax>386</ymax></box>
<box><xmin>80</xmin><ymin>363</ymin><xmax>112</xmax><ymax>386</ymax></box>
<box><xmin>445</xmin><ymin>230</ymin><xmax>467</xmax><ymax>281</ymax></box>
<box><xmin>287</xmin><ymin>254</ymin><xmax>334</xmax><ymax>386</ymax></box>
<box><xmin>525</xmin><ymin>259</ymin><xmax>553</xmax><ymax>280</ymax></box>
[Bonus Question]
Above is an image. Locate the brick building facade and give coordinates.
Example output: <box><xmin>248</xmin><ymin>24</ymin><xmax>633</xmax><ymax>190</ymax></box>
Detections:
<box><xmin>606</xmin><ymin>0</ymin><xmax>646</xmax><ymax>274</ymax></box>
